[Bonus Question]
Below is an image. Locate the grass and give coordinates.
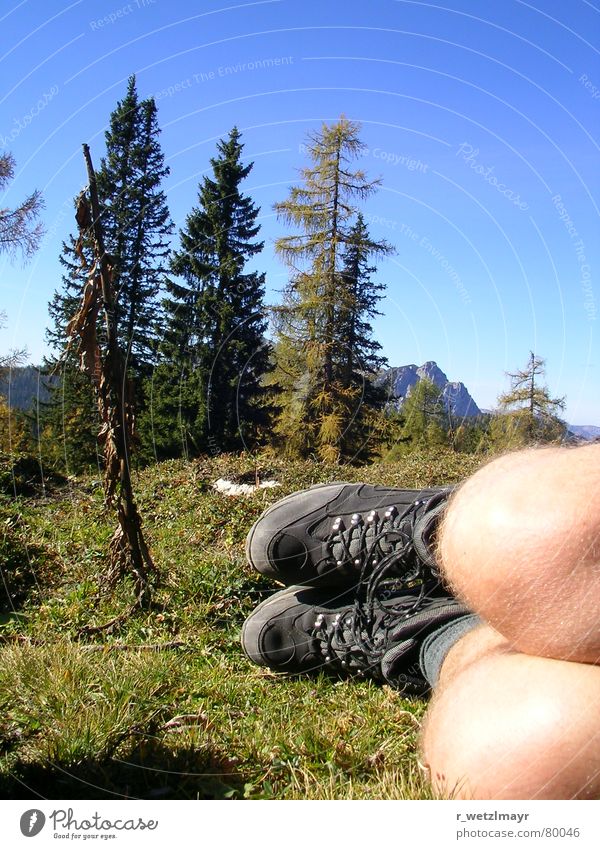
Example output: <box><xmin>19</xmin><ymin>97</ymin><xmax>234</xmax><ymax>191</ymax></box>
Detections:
<box><xmin>0</xmin><ymin>449</ymin><xmax>487</xmax><ymax>799</ymax></box>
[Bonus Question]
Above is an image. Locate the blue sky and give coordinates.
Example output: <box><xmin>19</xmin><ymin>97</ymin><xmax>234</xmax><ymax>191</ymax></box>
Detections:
<box><xmin>0</xmin><ymin>0</ymin><xmax>598</xmax><ymax>423</ymax></box>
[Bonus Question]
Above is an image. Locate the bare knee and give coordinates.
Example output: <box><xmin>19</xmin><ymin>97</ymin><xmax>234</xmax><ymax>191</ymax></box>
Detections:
<box><xmin>422</xmin><ymin>650</ymin><xmax>600</xmax><ymax>799</ymax></box>
<box><xmin>439</xmin><ymin>445</ymin><xmax>600</xmax><ymax>663</ymax></box>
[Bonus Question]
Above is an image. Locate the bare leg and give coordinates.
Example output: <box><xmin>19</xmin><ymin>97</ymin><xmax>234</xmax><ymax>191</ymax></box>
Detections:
<box><xmin>421</xmin><ymin>445</ymin><xmax>600</xmax><ymax>799</ymax></box>
<box><xmin>439</xmin><ymin>444</ymin><xmax>600</xmax><ymax>664</ymax></box>
<box><xmin>422</xmin><ymin>624</ymin><xmax>600</xmax><ymax>798</ymax></box>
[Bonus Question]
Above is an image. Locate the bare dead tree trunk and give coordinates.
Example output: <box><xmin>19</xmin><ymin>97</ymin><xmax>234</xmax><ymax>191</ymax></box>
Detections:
<box><xmin>68</xmin><ymin>143</ymin><xmax>156</xmax><ymax>607</ymax></box>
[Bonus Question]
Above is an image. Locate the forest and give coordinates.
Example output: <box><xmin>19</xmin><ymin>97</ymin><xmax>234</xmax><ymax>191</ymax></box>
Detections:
<box><xmin>1</xmin><ymin>76</ymin><xmax>569</xmax><ymax>489</ymax></box>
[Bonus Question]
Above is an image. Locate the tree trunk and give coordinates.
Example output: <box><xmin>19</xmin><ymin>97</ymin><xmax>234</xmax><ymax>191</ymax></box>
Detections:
<box><xmin>79</xmin><ymin>143</ymin><xmax>156</xmax><ymax>606</ymax></box>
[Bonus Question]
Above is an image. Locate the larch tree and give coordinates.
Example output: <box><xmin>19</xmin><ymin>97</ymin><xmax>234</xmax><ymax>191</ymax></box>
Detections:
<box><xmin>0</xmin><ymin>312</ymin><xmax>30</xmax><ymax>493</ymax></box>
<box><xmin>496</xmin><ymin>351</ymin><xmax>566</xmax><ymax>445</ymax></box>
<box><xmin>0</xmin><ymin>153</ymin><xmax>43</xmax><ymax>488</ymax></box>
<box><xmin>0</xmin><ymin>152</ymin><xmax>44</xmax><ymax>261</ymax></box>
<box><xmin>273</xmin><ymin>117</ymin><xmax>391</xmax><ymax>463</ymax></box>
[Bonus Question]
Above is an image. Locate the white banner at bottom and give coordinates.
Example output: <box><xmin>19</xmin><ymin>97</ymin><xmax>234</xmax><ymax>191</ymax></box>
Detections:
<box><xmin>1</xmin><ymin>799</ymin><xmax>599</xmax><ymax>848</ymax></box>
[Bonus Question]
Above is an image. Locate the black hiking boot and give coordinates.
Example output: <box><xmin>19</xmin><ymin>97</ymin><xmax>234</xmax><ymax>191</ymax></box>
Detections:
<box><xmin>245</xmin><ymin>482</ymin><xmax>452</xmax><ymax>589</ymax></box>
<box><xmin>241</xmin><ymin>580</ymin><xmax>470</xmax><ymax>695</ymax></box>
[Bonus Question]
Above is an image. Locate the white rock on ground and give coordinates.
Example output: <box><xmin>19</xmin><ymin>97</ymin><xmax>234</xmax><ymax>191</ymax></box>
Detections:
<box><xmin>212</xmin><ymin>478</ymin><xmax>281</xmax><ymax>497</ymax></box>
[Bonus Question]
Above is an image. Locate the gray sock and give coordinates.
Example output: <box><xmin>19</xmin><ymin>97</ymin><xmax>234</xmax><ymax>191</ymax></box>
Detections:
<box><xmin>419</xmin><ymin>614</ymin><xmax>481</xmax><ymax>688</ymax></box>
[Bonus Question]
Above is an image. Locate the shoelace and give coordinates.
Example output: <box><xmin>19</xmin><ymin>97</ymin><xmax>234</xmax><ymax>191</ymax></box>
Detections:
<box><xmin>312</xmin><ymin>574</ymin><xmax>429</xmax><ymax>677</ymax></box>
<box><xmin>312</xmin><ymin>496</ymin><xmax>445</xmax><ymax>677</ymax></box>
<box><xmin>324</xmin><ymin>496</ymin><xmax>441</xmax><ymax>583</ymax></box>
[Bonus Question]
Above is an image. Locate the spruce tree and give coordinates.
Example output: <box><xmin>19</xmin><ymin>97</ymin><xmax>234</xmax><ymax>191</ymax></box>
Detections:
<box><xmin>400</xmin><ymin>378</ymin><xmax>449</xmax><ymax>450</ymax></box>
<box><xmin>43</xmin><ymin>76</ymin><xmax>172</xmax><ymax>470</ymax></box>
<box><xmin>338</xmin><ymin>214</ymin><xmax>389</xmax><ymax>377</ymax></box>
<box><xmin>335</xmin><ymin>213</ymin><xmax>390</xmax><ymax>459</ymax></box>
<box><xmin>272</xmin><ymin>118</ymin><xmax>391</xmax><ymax>462</ymax></box>
<box><xmin>146</xmin><ymin>127</ymin><xmax>270</xmax><ymax>458</ymax></box>
<box><xmin>97</xmin><ymin>78</ymin><xmax>172</xmax><ymax>383</ymax></box>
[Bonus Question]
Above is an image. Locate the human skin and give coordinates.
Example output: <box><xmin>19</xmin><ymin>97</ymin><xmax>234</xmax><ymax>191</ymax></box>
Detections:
<box><xmin>421</xmin><ymin>444</ymin><xmax>600</xmax><ymax>799</ymax></box>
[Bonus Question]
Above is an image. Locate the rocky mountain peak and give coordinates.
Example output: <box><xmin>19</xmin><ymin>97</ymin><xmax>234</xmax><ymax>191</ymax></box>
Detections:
<box><xmin>416</xmin><ymin>361</ymin><xmax>449</xmax><ymax>388</ymax></box>
<box><xmin>378</xmin><ymin>361</ymin><xmax>481</xmax><ymax>419</ymax></box>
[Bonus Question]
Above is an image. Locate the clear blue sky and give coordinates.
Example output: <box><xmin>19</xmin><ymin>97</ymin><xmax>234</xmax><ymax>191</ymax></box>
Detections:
<box><xmin>0</xmin><ymin>0</ymin><xmax>598</xmax><ymax>423</ymax></box>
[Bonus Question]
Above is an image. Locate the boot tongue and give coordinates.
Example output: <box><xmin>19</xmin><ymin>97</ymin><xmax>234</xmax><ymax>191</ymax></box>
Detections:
<box><xmin>380</xmin><ymin>639</ymin><xmax>429</xmax><ymax>694</ymax></box>
<box><xmin>412</xmin><ymin>493</ymin><xmax>449</xmax><ymax>570</ymax></box>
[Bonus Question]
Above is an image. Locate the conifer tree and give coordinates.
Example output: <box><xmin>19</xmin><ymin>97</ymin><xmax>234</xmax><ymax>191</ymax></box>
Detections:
<box><xmin>273</xmin><ymin>118</ymin><xmax>391</xmax><ymax>462</ymax></box>
<box><xmin>97</xmin><ymin>78</ymin><xmax>172</xmax><ymax>382</ymax></box>
<box><xmin>338</xmin><ymin>214</ymin><xmax>388</xmax><ymax>379</ymax></box>
<box><xmin>0</xmin><ymin>150</ymin><xmax>44</xmax><ymax>484</ymax></box>
<box><xmin>42</xmin><ymin>231</ymin><xmax>100</xmax><ymax>472</ymax></box>
<box><xmin>400</xmin><ymin>378</ymin><xmax>449</xmax><ymax>450</ymax></box>
<box><xmin>0</xmin><ymin>154</ymin><xmax>44</xmax><ymax>483</ymax></box>
<box><xmin>334</xmin><ymin>213</ymin><xmax>390</xmax><ymax>458</ymax></box>
<box><xmin>495</xmin><ymin>352</ymin><xmax>566</xmax><ymax>445</ymax></box>
<box><xmin>0</xmin><ymin>314</ymin><xmax>31</xmax><ymax>491</ymax></box>
<box><xmin>43</xmin><ymin>76</ymin><xmax>172</xmax><ymax>470</ymax></box>
<box><xmin>0</xmin><ymin>152</ymin><xmax>44</xmax><ymax>261</ymax></box>
<box><xmin>146</xmin><ymin>127</ymin><xmax>270</xmax><ymax>457</ymax></box>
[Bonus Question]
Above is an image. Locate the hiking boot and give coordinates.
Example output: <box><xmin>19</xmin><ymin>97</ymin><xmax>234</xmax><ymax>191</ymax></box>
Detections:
<box><xmin>246</xmin><ymin>482</ymin><xmax>451</xmax><ymax>589</ymax></box>
<box><xmin>241</xmin><ymin>581</ymin><xmax>470</xmax><ymax>695</ymax></box>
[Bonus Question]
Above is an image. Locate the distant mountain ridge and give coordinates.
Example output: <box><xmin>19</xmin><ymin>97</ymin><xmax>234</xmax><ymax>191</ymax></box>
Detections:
<box><xmin>379</xmin><ymin>360</ymin><xmax>482</xmax><ymax>419</ymax></box>
<box><xmin>380</xmin><ymin>361</ymin><xmax>599</xmax><ymax>438</ymax></box>
<box><xmin>2</xmin><ymin>363</ymin><xmax>598</xmax><ymax>440</ymax></box>
<box><xmin>567</xmin><ymin>425</ymin><xmax>600</xmax><ymax>441</ymax></box>
<box><xmin>0</xmin><ymin>365</ymin><xmax>56</xmax><ymax>410</ymax></box>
